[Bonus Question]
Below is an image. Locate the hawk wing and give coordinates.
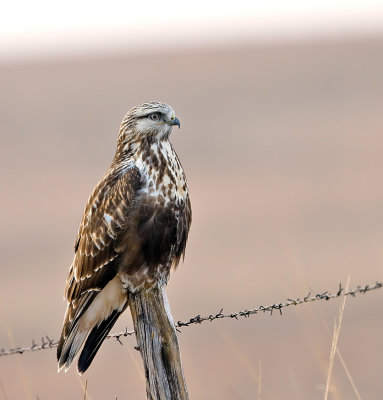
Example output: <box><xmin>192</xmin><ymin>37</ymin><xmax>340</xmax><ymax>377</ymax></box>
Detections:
<box><xmin>57</xmin><ymin>166</ymin><xmax>142</xmax><ymax>370</ymax></box>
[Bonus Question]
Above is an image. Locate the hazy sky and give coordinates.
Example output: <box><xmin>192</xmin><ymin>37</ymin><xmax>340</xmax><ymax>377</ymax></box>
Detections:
<box><xmin>1</xmin><ymin>0</ymin><xmax>383</xmax><ymax>59</ymax></box>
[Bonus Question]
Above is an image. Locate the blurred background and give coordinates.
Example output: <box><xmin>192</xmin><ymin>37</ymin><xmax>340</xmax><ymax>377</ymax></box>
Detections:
<box><xmin>1</xmin><ymin>1</ymin><xmax>383</xmax><ymax>399</ymax></box>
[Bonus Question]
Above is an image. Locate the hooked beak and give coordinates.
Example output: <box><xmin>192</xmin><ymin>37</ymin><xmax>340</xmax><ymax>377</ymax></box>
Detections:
<box><xmin>170</xmin><ymin>117</ymin><xmax>181</xmax><ymax>128</ymax></box>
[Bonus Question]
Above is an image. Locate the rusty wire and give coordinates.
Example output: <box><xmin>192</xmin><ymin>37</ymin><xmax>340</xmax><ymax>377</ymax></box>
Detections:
<box><xmin>0</xmin><ymin>281</ymin><xmax>381</xmax><ymax>358</ymax></box>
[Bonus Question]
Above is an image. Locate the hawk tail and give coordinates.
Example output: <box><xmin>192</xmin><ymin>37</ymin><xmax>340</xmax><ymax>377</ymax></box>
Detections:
<box><xmin>77</xmin><ymin>306</ymin><xmax>127</xmax><ymax>373</ymax></box>
<box><xmin>57</xmin><ymin>276</ymin><xmax>128</xmax><ymax>373</ymax></box>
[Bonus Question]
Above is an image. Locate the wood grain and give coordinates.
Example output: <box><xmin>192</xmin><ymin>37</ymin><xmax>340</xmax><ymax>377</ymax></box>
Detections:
<box><xmin>129</xmin><ymin>284</ymin><xmax>189</xmax><ymax>400</ymax></box>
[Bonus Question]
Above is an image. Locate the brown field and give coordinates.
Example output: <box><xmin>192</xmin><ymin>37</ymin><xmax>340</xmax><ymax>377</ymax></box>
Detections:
<box><xmin>1</xmin><ymin>36</ymin><xmax>383</xmax><ymax>399</ymax></box>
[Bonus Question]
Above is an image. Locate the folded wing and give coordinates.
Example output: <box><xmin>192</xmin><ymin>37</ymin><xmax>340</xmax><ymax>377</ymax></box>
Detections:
<box><xmin>57</xmin><ymin>166</ymin><xmax>141</xmax><ymax>372</ymax></box>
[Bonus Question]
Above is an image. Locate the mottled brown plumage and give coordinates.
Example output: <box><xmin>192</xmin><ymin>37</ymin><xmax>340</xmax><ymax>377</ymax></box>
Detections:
<box><xmin>57</xmin><ymin>102</ymin><xmax>191</xmax><ymax>373</ymax></box>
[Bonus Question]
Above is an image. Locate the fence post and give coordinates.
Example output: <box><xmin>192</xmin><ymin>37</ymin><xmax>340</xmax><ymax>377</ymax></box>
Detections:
<box><xmin>128</xmin><ymin>284</ymin><xmax>189</xmax><ymax>400</ymax></box>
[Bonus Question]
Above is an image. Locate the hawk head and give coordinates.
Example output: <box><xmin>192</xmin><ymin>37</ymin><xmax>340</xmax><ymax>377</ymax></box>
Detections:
<box><xmin>120</xmin><ymin>102</ymin><xmax>180</xmax><ymax>143</ymax></box>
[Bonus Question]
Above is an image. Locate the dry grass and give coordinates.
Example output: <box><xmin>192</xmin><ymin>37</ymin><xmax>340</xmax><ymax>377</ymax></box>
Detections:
<box><xmin>218</xmin><ymin>329</ymin><xmax>260</xmax><ymax>384</ymax></box>
<box><xmin>0</xmin><ymin>378</ymin><xmax>8</xmax><ymax>400</ymax></box>
<box><xmin>75</xmin><ymin>375</ymin><xmax>92</xmax><ymax>400</ymax></box>
<box><xmin>323</xmin><ymin>277</ymin><xmax>350</xmax><ymax>400</ymax></box>
<box><xmin>83</xmin><ymin>379</ymin><xmax>88</xmax><ymax>400</ymax></box>
<box><xmin>6</xmin><ymin>329</ymin><xmax>32</xmax><ymax>400</ymax></box>
<box><xmin>257</xmin><ymin>360</ymin><xmax>262</xmax><ymax>400</ymax></box>
<box><xmin>335</xmin><ymin>349</ymin><xmax>362</xmax><ymax>400</ymax></box>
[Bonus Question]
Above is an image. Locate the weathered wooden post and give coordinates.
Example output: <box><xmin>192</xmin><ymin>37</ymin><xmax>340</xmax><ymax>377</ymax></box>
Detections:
<box><xmin>129</xmin><ymin>284</ymin><xmax>189</xmax><ymax>400</ymax></box>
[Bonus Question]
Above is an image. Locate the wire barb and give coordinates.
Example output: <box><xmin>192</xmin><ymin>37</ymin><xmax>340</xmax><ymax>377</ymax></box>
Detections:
<box><xmin>0</xmin><ymin>281</ymin><xmax>381</xmax><ymax>358</ymax></box>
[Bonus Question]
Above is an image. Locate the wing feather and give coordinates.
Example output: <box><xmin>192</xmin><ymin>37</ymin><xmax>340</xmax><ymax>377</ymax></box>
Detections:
<box><xmin>58</xmin><ymin>166</ymin><xmax>141</xmax><ymax>361</ymax></box>
<box><xmin>70</xmin><ymin>166</ymin><xmax>141</xmax><ymax>291</ymax></box>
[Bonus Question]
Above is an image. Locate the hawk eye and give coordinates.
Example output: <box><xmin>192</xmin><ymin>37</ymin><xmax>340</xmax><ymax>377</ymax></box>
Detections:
<box><xmin>148</xmin><ymin>112</ymin><xmax>161</xmax><ymax>121</ymax></box>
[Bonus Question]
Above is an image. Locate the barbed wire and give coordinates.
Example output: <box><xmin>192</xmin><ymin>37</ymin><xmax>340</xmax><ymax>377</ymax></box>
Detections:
<box><xmin>0</xmin><ymin>281</ymin><xmax>381</xmax><ymax>358</ymax></box>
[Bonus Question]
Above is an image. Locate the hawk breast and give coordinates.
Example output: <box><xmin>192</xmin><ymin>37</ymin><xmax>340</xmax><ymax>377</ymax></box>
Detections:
<box><xmin>118</xmin><ymin>140</ymin><xmax>191</xmax><ymax>289</ymax></box>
